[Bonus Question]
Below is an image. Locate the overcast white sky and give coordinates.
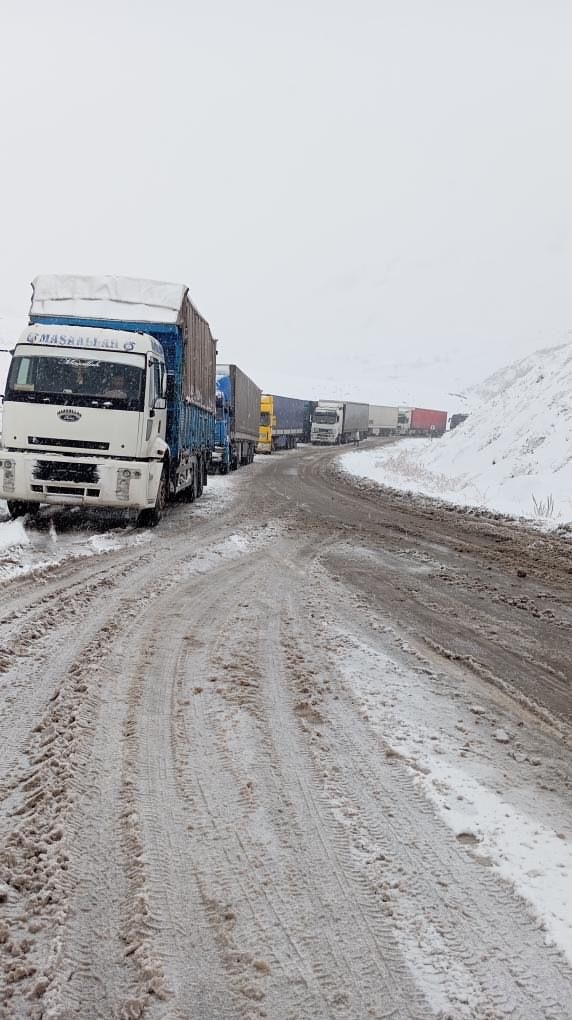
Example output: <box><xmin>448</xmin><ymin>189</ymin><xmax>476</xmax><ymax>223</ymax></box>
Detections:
<box><xmin>1</xmin><ymin>0</ymin><xmax>571</xmax><ymax>407</ymax></box>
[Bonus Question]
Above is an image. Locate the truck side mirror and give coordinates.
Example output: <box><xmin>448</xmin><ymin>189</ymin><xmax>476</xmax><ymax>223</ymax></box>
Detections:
<box><xmin>166</xmin><ymin>374</ymin><xmax>176</xmax><ymax>401</ymax></box>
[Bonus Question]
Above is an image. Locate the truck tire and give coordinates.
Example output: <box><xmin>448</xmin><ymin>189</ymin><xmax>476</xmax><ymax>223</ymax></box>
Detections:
<box><xmin>137</xmin><ymin>465</ymin><xmax>167</xmax><ymax>527</ymax></box>
<box><xmin>196</xmin><ymin>458</ymin><xmax>204</xmax><ymax>497</ymax></box>
<box><xmin>7</xmin><ymin>500</ymin><xmax>40</xmax><ymax>519</ymax></box>
<box><xmin>181</xmin><ymin>470</ymin><xmax>196</xmax><ymax>501</ymax></box>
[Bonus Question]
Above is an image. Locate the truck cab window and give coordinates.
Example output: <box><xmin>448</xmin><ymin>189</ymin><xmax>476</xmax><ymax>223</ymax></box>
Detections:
<box><xmin>6</xmin><ymin>355</ymin><xmax>145</xmax><ymax>410</ymax></box>
<box><xmin>148</xmin><ymin>359</ymin><xmax>163</xmax><ymax>407</ymax></box>
<box><xmin>14</xmin><ymin>357</ymin><xmax>35</xmax><ymax>388</ymax></box>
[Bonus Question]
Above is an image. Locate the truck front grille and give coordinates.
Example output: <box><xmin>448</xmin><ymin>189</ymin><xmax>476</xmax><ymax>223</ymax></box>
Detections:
<box><xmin>28</xmin><ymin>436</ymin><xmax>110</xmax><ymax>451</ymax></box>
<box><xmin>31</xmin><ymin>484</ymin><xmax>100</xmax><ymax>497</ymax></box>
<box><xmin>32</xmin><ymin>461</ymin><xmax>99</xmax><ymax>484</ymax></box>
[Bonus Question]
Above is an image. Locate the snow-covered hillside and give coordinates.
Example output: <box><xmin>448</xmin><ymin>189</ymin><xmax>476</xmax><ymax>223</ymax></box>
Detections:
<box><xmin>342</xmin><ymin>342</ymin><xmax>572</xmax><ymax>527</ymax></box>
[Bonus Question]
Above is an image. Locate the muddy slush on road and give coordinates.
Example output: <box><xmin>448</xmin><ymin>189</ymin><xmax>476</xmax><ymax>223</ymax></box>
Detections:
<box><xmin>0</xmin><ymin>441</ymin><xmax>571</xmax><ymax>1018</ymax></box>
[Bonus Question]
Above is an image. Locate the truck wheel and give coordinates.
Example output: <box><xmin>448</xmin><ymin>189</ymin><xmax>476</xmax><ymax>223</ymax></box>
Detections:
<box><xmin>196</xmin><ymin>459</ymin><xmax>204</xmax><ymax>497</ymax></box>
<box><xmin>137</xmin><ymin>465</ymin><xmax>167</xmax><ymax>527</ymax></box>
<box><xmin>7</xmin><ymin>500</ymin><xmax>40</xmax><ymax>519</ymax></box>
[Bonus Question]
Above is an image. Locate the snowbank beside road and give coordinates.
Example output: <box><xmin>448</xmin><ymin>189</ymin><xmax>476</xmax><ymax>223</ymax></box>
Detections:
<box><xmin>342</xmin><ymin>342</ymin><xmax>572</xmax><ymax>526</ymax></box>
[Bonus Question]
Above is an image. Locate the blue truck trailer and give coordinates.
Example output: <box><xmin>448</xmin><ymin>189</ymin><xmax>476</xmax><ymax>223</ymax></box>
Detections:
<box><xmin>257</xmin><ymin>393</ymin><xmax>311</xmax><ymax>452</ymax></box>
<box><xmin>1</xmin><ymin>275</ymin><xmax>216</xmax><ymax>525</ymax></box>
<box><xmin>213</xmin><ymin>363</ymin><xmax>261</xmax><ymax>473</ymax></box>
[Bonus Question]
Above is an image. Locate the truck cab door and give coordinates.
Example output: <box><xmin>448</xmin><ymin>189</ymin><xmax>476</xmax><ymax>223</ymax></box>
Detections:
<box><xmin>146</xmin><ymin>358</ymin><xmax>167</xmax><ymax>445</ymax></box>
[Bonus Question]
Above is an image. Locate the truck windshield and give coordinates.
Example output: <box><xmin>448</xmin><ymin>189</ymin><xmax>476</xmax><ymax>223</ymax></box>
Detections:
<box><xmin>5</xmin><ymin>355</ymin><xmax>145</xmax><ymax>411</ymax></box>
<box><xmin>314</xmin><ymin>411</ymin><xmax>337</xmax><ymax>424</ymax></box>
<box><xmin>260</xmin><ymin>412</ymin><xmax>271</xmax><ymax>426</ymax></box>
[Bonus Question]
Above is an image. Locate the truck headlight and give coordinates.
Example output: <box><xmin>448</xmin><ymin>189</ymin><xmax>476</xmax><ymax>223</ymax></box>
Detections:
<box><xmin>116</xmin><ymin>469</ymin><xmax>131</xmax><ymax>500</ymax></box>
<box><xmin>1</xmin><ymin>459</ymin><xmax>15</xmax><ymax>492</ymax></box>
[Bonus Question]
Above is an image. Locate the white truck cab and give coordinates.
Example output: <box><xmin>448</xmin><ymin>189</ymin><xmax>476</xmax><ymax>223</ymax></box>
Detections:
<box><xmin>0</xmin><ymin>323</ymin><xmax>168</xmax><ymax>519</ymax></box>
<box><xmin>310</xmin><ymin>401</ymin><xmax>343</xmax><ymax>444</ymax></box>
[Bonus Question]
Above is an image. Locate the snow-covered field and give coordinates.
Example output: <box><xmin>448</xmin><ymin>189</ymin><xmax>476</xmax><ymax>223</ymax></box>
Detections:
<box><xmin>342</xmin><ymin>342</ymin><xmax>572</xmax><ymax>527</ymax></box>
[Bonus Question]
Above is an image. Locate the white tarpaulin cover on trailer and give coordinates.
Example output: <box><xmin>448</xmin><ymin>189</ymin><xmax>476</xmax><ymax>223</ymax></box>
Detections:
<box><xmin>30</xmin><ymin>275</ymin><xmax>188</xmax><ymax>324</ymax></box>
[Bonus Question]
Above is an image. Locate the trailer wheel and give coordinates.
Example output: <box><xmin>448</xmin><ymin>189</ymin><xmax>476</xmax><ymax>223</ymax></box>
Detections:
<box><xmin>7</xmin><ymin>500</ymin><xmax>41</xmax><ymax>519</ymax></box>
<box><xmin>182</xmin><ymin>470</ymin><xmax>196</xmax><ymax>501</ymax></box>
<box><xmin>137</xmin><ymin>464</ymin><xmax>167</xmax><ymax>527</ymax></box>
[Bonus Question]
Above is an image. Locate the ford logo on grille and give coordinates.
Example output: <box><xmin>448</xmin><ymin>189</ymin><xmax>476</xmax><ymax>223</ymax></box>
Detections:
<box><xmin>57</xmin><ymin>409</ymin><xmax>82</xmax><ymax>422</ymax></box>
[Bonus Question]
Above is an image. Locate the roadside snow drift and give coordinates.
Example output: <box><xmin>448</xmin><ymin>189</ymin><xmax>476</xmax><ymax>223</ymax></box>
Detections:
<box><xmin>343</xmin><ymin>342</ymin><xmax>572</xmax><ymax>525</ymax></box>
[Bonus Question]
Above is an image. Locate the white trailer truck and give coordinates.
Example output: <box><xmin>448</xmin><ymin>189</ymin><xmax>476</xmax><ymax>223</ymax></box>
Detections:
<box><xmin>368</xmin><ymin>405</ymin><xmax>399</xmax><ymax>435</ymax></box>
<box><xmin>310</xmin><ymin>400</ymin><xmax>369</xmax><ymax>445</ymax></box>
<box><xmin>0</xmin><ymin>275</ymin><xmax>216</xmax><ymax>526</ymax></box>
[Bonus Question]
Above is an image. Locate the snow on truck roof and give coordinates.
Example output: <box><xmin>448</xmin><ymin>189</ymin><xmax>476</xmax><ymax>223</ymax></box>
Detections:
<box><xmin>30</xmin><ymin>274</ymin><xmax>206</xmax><ymax>326</ymax></box>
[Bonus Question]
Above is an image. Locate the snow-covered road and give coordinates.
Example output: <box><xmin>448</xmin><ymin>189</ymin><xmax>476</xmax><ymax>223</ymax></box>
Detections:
<box><xmin>1</xmin><ymin>449</ymin><xmax>571</xmax><ymax>1018</ymax></box>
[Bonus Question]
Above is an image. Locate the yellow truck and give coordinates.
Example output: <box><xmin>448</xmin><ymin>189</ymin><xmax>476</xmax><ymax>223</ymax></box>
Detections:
<box><xmin>257</xmin><ymin>394</ymin><xmax>275</xmax><ymax>453</ymax></box>
<box><xmin>257</xmin><ymin>393</ymin><xmax>312</xmax><ymax>453</ymax></box>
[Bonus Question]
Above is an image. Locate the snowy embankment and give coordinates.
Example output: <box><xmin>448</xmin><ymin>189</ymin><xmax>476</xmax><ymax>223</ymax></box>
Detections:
<box><xmin>342</xmin><ymin>342</ymin><xmax>572</xmax><ymax>527</ymax></box>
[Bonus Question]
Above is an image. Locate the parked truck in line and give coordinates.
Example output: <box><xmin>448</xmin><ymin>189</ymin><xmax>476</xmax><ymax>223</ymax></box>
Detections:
<box><xmin>212</xmin><ymin>364</ymin><xmax>261</xmax><ymax>473</ymax></box>
<box><xmin>450</xmin><ymin>413</ymin><xmax>468</xmax><ymax>430</ymax></box>
<box><xmin>257</xmin><ymin>393</ymin><xmax>309</xmax><ymax>452</ymax></box>
<box><xmin>310</xmin><ymin>400</ymin><xmax>369</xmax><ymax>445</ymax></box>
<box><xmin>409</xmin><ymin>407</ymin><xmax>448</xmax><ymax>436</ymax></box>
<box><xmin>0</xmin><ymin>274</ymin><xmax>216</xmax><ymax>526</ymax></box>
<box><xmin>303</xmin><ymin>400</ymin><xmax>317</xmax><ymax>442</ymax></box>
<box><xmin>396</xmin><ymin>407</ymin><xmax>412</xmax><ymax>434</ymax></box>
<box><xmin>368</xmin><ymin>404</ymin><xmax>399</xmax><ymax>436</ymax></box>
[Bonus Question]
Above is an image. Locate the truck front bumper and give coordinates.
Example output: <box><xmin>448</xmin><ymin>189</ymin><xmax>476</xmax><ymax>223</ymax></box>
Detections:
<box><xmin>0</xmin><ymin>451</ymin><xmax>162</xmax><ymax>510</ymax></box>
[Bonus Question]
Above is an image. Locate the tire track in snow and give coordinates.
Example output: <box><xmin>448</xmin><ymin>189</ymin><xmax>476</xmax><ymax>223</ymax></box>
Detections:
<box><xmin>277</xmin><ymin>550</ymin><xmax>572</xmax><ymax>1018</ymax></box>
<box><xmin>178</xmin><ymin>545</ymin><xmax>428</xmax><ymax>1018</ymax></box>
